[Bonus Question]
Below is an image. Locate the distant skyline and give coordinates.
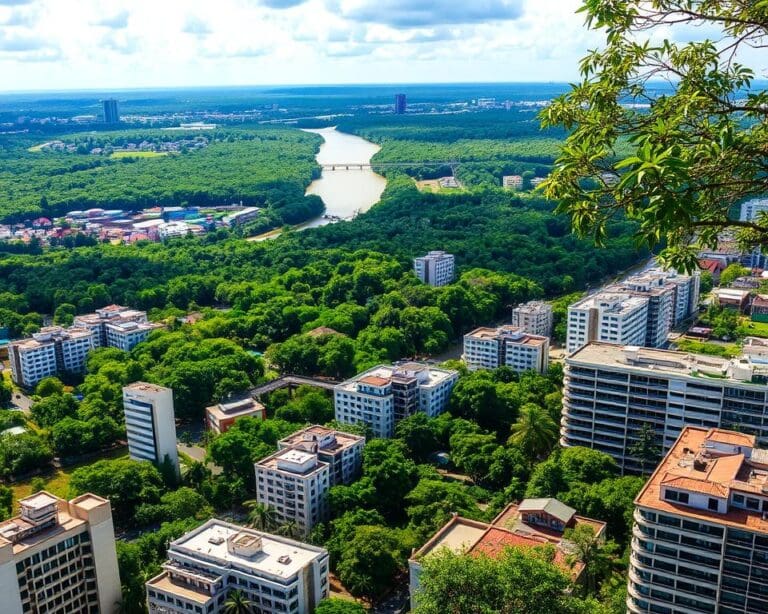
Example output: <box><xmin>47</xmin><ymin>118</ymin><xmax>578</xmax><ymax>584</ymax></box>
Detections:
<box><xmin>0</xmin><ymin>0</ymin><xmax>765</xmax><ymax>93</ymax></box>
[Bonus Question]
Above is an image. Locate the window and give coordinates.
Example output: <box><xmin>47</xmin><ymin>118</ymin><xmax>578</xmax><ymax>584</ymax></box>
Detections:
<box><xmin>708</xmin><ymin>498</ymin><xmax>719</xmax><ymax>511</ymax></box>
<box><xmin>665</xmin><ymin>490</ymin><xmax>690</xmax><ymax>504</ymax></box>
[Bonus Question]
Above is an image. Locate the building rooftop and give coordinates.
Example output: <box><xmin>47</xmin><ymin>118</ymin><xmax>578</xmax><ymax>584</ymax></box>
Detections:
<box><xmin>124</xmin><ymin>381</ymin><xmax>170</xmax><ymax>394</ymax></box>
<box><xmin>207</xmin><ymin>396</ymin><xmax>264</xmax><ymax>420</ymax></box>
<box><xmin>567</xmin><ymin>342</ymin><xmax>766</xmax><ymax>384</ymax></box>
<box><xmin>170</xmin><ymin>520</ymin><xmax>326</xmax><ymax>580</ymax></box>
<box><xmin>517</xmin><ymin>498</ymin><xmax>576</xmax><ymax>525</ymax></box>
<box><xmin>147</xmin><ymin>572</ymin><xmax>211</xmax><ymax>604</ymax></box>
<box><xmin>635</xmin><ymin>427</ymin><xmax>768</xmax><ymax>533</ymax></box>
<box><xmin>337</xmin><ymin>363</ymin><xmax>457</xmax><ymax>395</ymax></box>
<box><xmin>256</xmin><ymin>448</ymin><xmax>327</xmax><ymax>476</ymax></box>
<box><xmin>571</xmin><ymin>292</ymin><xmax>648</xmax><ymax>314</ymax></box>
<box><xmin>466</xmin><ymin>326</ymin><xmax>548</xmax><ymax>346</ymax></box>
<box><xmin>279</xmin><ymin>425</ymin><xmax>364</xmax><ymax>453</ymax></box>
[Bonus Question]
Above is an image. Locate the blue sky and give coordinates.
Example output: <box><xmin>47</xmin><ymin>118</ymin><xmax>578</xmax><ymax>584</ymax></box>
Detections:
<box><xmin>0</xmin><ymin>0</ymin><xmax>764</xmax><ymax>92</ymax></box>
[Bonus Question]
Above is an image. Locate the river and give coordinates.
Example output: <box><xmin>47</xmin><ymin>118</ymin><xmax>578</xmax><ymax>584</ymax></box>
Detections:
<box><xmin>302</xmin><ymin>127</ymin><xmax>387</xmax><ymax>227</ymax></box>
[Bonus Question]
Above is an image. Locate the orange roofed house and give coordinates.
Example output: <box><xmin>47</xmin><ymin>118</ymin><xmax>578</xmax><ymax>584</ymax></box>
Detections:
<box><xmin>408</xmin><ymin>498</ymin><xmax>606</xmax><ymax>610</ymax></box>
<box><xmin>628</xmin><ymin>426</ymin><xmax>768</xmax><ymax>614</ymax></box>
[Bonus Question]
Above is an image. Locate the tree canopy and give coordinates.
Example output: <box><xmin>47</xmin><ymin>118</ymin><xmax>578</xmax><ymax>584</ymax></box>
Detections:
<box><xmin>542</xmin><ymin>1</ymin><xmax>768</xmax><ymax>271</ymax></box>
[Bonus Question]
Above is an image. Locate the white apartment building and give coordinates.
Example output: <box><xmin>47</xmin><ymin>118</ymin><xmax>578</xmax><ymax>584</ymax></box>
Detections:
<box><xmin>0</xmin><ymin>492</ymin><xmax>121</xmax><ymax>614</ymax></box>
<box><xmin>566</xmin><ymin>293</ymin><xmax>649</xmax><ymax>355</ymax></box>
<box><xmin>740</xmin><ymin>197</ymin><xmax>768</xmax><ymax>222</ymax></box>
<box><xmin>278</xmin><ymin>425</ymin><xmax>365</xmax><ymax>486</ymax></box>
<box><xmin>146</xmin><ymin>520</ymin><xmax>329</xmax><ymax>614</ymax></box>
<box><xmin>413</xmin><ymin>251</ymin><xmax>455</xmax><ymax>287</ymax></box>
<box><xmin>628</xmin><ymin>426</ymin><xmax>768</xmax><ymax>614</ymax></box>
<box><xmin>123</xmin><ymin>382</ymin><xmax>180</xmax><ymax>478</ymax></box>
<box><xmin>255</xmin><ymin>449</ymin><xmax>331</xmax><ymax>536</ymax></box>
<box><xmin>106</xmin><ymin>320</ymin><xmax>161</xmax><ymax>351</ymax></box>
<box><xmin>562</xmin><ymin>343</ymin><xmax>768</xmax><ymax>474</ymax></box>
<box><xmin>8</xmin><ymin>326</ymin><xmax>95</xmax><ymax>388</ymax></box>
<box><xmin>463</xmin><ymin>326</ymin><xmax>549</xmax><ymax>373</ymax></box>
<box><xmin>334</xmin><ymin>363</ymin><xmax>458</xmax><ymax>438</ymax></box>
<box><xmin>73</xmin><ymin>304</ymin><xmax>152</xmax><ymax>348</ymax></box>
<box><xmin>511</xmin><ymin>300</ymin><xmax>553</xmax><ymax>337</ymax></box>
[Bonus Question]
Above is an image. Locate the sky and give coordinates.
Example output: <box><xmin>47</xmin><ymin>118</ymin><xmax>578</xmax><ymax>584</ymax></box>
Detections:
<box><xmin>0</xmin><ymin>0</ymin><xmax>607</xmax><ymax>91</ymax></box>
<box><xmin>0</xmin><ymin>0</ymin><xmax>764</xmax><ymax>92</ymax></box>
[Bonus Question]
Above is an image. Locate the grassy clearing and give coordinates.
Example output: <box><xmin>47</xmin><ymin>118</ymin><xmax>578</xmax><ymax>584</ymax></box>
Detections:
<box><xmin>675</xmin><ymin>338</ymin><xmax>740</xmax><ymax>358</ymax></box>
<box><xmin>738</xmin><ymin>318</ymin><xmax>768</xmax><ymax>339</ymax></box>
<box><xmin>10</xmin><ymin>446</ymin><xmax>128</xmax><ymax>508</ymax></box>
<box><xmin>109</xmin><ymin>151</ymin><xmax>168</xmax><ymax>159</ymax></box>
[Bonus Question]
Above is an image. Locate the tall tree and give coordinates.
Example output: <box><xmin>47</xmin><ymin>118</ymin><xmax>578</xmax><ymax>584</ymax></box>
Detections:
<box><xmin>629</xmin><ymin>423</ymin><xmax>661</xmax><ymax>476</ymax></box>
<box><xmin>508</xmin><ymin>403</ymin><xmax>559</xmax><ymax>462</ymax></box>
<box><xmin>224</xmin><ymin>590</ymin><xmax>254</xmax><ymax>614</ymax></box>
<box><xmin>243</xmin><ymin>500</ymin><xmax>277</xmax><ymax>531</ymax></box>
<box><xmin>541</xmin><ymin>1</ymin><xmax>768</xmax><ymax>271</ymax></box>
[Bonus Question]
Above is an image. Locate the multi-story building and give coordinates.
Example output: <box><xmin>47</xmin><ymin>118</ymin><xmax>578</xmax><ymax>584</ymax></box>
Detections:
<box><xmin>561</xmin><ymin>343</ymin><xmax>768</xmax><ymax>473</ymax></box>
<box><xmin>740</xmin><ymin>197</ymin><xmax>768</xmax><ymax>222</ymax></box>
<box><xmin>628</xmin><ymin>426</ymin><xmax>768</xmax><ymax>614</ymax></box>
<box><xmin>206</xmin><ymin>395</ymin><xmax>266</xmax><ymax>435</ymax></box>
<box><xmin>255</xmin><ymin>448</ymin><xmax>331</xmax><ymax>536</ymax></box>
<box><xmin>619</xmin><ymin>275</ymin><xmax>676</xmax><ymax>348</ymax></box>
<box><xmin>278</xmin><ymin>425</ymin><xmax>365</xmax><ymax>486</ymax></box>
<box><xmin>102</xmin><ymin>98</ymin><xmax>119</xmax><ymax>124</ymax></box>
<box><xmin>394</xmin><ymin>93</ymin><xmax>407</xmax><ymax>114</ymax></box>
<box><xmin>146</xmin><ymin>520</ymin><xmax>329</xmax><ymax>614</ymax></box>
<box><xmin>511</xmin><ymin>300</ymin><xmax>553</xmax><ymax>337</ymax></box>
<box><xmin>0</xmin><ymin>491</ymin><xmax>121</xmax><ymax>614</ymax></box>
<box><xmin>409</xmin><ymin>498</ymin><xmax>605</xmax><ymax>610</ymax></box>
<box><xmin>8</xmin><ymin>326</ymin><xmax>95</xmax><ymax>388</ymax></box>
<box><xmin>74</xmin><ymin>304</ymin><xmax>160</xmax><ymax>349</ymax></box>
<box><xmin>566</xmin><ymin>292</ymin><xmax>649</xmax><ymax>355</ymax></box>
<box><xmin>463</xmin><ymin>326</ymin><xmax>549</xmax><ymax>373</ymax></box>
<box><xmin>334</xmin><ymin>363</ymin><xmax>458</xmax><ymax>438</ymax></box>
<box><xmin>502</xmin><ymin>175</ymin><xmax>524</xmax><ymax>189</ymax></box>
<box><xmin>123</xmin><ymin>382</ymin><xmax>180</xmax><ymax>478</ymax></box>
<box><xmin>413</xmin><ymin>251</ymin><xmax>455</xmax><ymax>287</ymax></box>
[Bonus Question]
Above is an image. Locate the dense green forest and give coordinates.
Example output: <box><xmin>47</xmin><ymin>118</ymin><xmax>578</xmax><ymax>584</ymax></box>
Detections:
<box><xmin>0</xmin><ymin>127</ymin><xmax>321</xmax><ymax>221</ymax></box>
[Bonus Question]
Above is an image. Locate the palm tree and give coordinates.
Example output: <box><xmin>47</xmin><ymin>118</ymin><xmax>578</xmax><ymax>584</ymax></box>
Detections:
<box><xmin>243</xmin><ymin>499</ymin><xmax>277</xmax><ymax>531</ymax></box>
<box><xmin>224</xmin><ymin>590</ymin><xmax>254</xmax><ymax>614</ymax></box>
<box><xmin>508</xmin><ymin>403</ymin><xmax>559</xmax><ymax>462</ymax></box>
<box><xmin>277</xmin><ymin>520</ymin><xmax>300</xmax><ymax>539</ymax></box>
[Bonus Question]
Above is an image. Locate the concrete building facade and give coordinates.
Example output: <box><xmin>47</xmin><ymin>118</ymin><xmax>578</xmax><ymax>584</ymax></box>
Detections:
<box><xmin>413</xmin><ymin>251</ymin><xmax>455</xmax><ymax>287</ymax></box>
<box><xmin>206</xmin><ymin>395</ymin><xmax>266</xmax><ymax>435</ymax></box>
<box><xmin>566</xmin><ymin>293</ymin><xmax>649</xmax><ymax>355</ymax></box>
<box><xmin>278</xmin><ymin>425</ymin><xmax>365</xmax><ymax>486</ymax></box>
<box><xmin>8</xmin><ymin>326</ymin><xmax>95</xmax><ymax>388</ymax></box>
<box><xmin>0</xmin><ymin>492</ymin><xmax>121</xmax><ymax>614</ymax></box>
<box><xmin>334</xmin><ymin>363</ymin><xmax>458</xmax><ymax>438</ymax></box>
<box><xmin>562</xmin><ymin>343</ymin><xmax>768</xmax><ymax>474</ymax></box>
<box><xmin>463</xmin><ymin>326</ymin><xmax>549</xmax><ymax>373</ymax></box>
<box><xmin>74</xmin><ymin>305</ymin><xmax>159</xmax><ymax>350</ymax></box>
<box><xmin>511</xmin><ymin>300</ymin><xmax>553</xmax><ymax>337</ymax></box>
<box><xmin>628</xmin><ymin>427</ymin><xmax>768</xmax><ymax>614</ymax></box>
<box><xmin>146</xmin><ymin>520</ymin><xmax>329</xmax><ymax>614</ymax></box>
<box><xmin>123</xmin><ymin>382</ymin><xmax>180</xmax><ymax>478</ymax></box>
<box><xmin>255</xmin><ymin>449</ymin><xmax>331</xmax><ymax>536</ymax></box>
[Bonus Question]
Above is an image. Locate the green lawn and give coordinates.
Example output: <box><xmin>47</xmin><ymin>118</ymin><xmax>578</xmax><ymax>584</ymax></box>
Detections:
<box><xmin>10</xmin><ymin>446</ymin><xmax>128</xmax><ymax>508</ymax></box>
<box><xmin>675</xmin><ymin>338</ymin><xmax>741</xmax><ymax>358</ymax></box>
<box><xmin>738</xmin><ymin>319</ymin><xmax>768</xmax><ymax>339</ymax></box>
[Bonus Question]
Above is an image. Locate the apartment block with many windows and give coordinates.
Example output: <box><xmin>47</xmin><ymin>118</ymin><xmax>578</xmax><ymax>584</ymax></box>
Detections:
<box><xmin>629</xmin><ymin>426</ymin><xmax>768</xmax><ymax>614</ymax></box>
<box><xmin>562</xmin><ymin>343</ymin><xmax>768</xmax><ymax>474</ymax></box>
<box><xmin>0</xmin><ymin>491</ymin><xmax>121</xmax><ymax>614</ymax></box>
<box><xmin>255</xmin><ymin>448</ymin><xmax>331</xmax><ymax>536</ymax></box>
<box><xmin>463</xmin><ymin>326</ymin><xmax>549</xmax><ymax>373</ymax></box>
<box><xmin>146</xmin><ymin>520</ymin><xmax>329</xmax><ymax>614</ymax></box>
<box><xmin>8</xmin><ymin>326</ymin><xmax>95</xmax><ymax>388</ymax></box>
<box><xmin>278</xmin><ymin>425</ymin><xmax>365</xmax><ymax>486</ymax></box>
<box><xmin>566</xmin><ymin>292</ymin><xmax>649</xmax><ymax>355</ymax></box>
<box><xmin>413</xmin><ymin>251</ymin><xmax>455</xmax><ymax>287</ymax></box>
<box><xmin>123</xmin><ymin>382</ymin><xmax>180</xmax><ymax>479</ymax></box>
<box><xmin>334</xmin><ymin>363</ymin><xmax>458</xmax><ymax>438</ymax></box>
<box><xmin>511</xmin><ymin>300</ymin><xmax>553</xmax><ymax>337</ymax></box>
<box><xmin>73</xmin><ymin>304</ymin><xmax>156</xmax><ymax>348</ymax></box>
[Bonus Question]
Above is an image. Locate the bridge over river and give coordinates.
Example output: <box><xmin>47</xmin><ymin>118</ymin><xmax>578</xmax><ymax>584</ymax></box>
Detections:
<box><xmin>320</xmin><ymin>160</ymin><xmax>462</xmax><ymax>172</ymax></box>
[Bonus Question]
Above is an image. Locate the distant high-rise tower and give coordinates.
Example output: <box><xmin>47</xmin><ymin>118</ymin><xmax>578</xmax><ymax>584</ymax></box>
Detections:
<box><xmin>102</xmin><ymin>98</ymin><xmax>119</xmax><ymax>124</ymax></box>
<box><xmin>394</xmin><ymin>93</ymin><xmax>407</xmax><ymax>114</ymax></box>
